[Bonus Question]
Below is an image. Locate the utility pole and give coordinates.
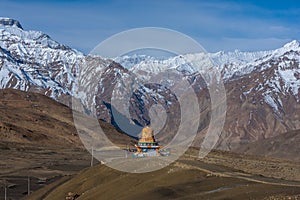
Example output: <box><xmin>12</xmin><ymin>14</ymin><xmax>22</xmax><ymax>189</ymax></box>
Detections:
<box><xmin>27</xmin><ymin>176</ymin><xmax>30</xmax><ymax>195</ymax></box>
<box><xmin>125</xmin><ymin>144</ymin><xmax>128</xmax><ymax>158</ymax></box>
<box><xmin>91</xmin><ymin>146</ymin><xmax>94</xmax><ymax>167</ymax></box>
<box><xmin>4</xmin><ymin>179</ymin><xmax>7</xmax><ymax>200</ymax></box>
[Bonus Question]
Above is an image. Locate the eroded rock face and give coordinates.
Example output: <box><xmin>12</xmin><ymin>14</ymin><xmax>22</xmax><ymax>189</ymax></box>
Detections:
<box><xmin>215</xmin><ymin>65</ymin><xmax>300</xmax><ymax>150</ymax></box>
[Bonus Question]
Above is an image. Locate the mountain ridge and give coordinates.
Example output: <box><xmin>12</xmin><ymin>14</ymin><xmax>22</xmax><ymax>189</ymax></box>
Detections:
<box><xmin>0</xmin><ymin>18</ymin><xmax>300</xmax><ymax>152</ymax></box>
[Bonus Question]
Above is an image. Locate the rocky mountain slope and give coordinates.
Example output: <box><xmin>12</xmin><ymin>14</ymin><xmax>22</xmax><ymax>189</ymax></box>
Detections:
<box><xmin>1</xmin><ymin>17</ymin><xmax>300</xmax><ymax>151</ymax></box>
<box><xmin>114</xmin><ymin>41</ymin><xmax>300</xmax><ymax>150</ymax></box>
<box><xmin>0</xmin><ymin>18</ymin><xmax>82</xmax><ymax>100</ymax></box>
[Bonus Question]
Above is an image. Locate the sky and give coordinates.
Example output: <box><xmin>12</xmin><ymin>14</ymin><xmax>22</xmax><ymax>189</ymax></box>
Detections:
<box><xmin>1</xmin><ymin>0</ymin><xmax>300</xmax><ymax>54</ymax></box>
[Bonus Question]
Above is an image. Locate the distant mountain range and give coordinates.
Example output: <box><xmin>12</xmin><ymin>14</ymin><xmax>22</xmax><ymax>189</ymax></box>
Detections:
<box><xmin>1</xmin><ymin>17</ymin><xmax>299</xmax><ymax>151</ymax></box>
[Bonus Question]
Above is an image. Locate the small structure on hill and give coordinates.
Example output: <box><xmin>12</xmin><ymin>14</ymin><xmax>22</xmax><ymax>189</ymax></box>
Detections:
<box><xmin>133</xmin><ymin>126</ymin><xmax>169</xmax><ymax>158</ymax></box>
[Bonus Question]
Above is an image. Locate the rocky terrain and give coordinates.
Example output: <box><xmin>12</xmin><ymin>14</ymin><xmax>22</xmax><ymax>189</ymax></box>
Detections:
<box><xmin>115</xmin><ymin>42</ymin><xmax>300</xmax><ymax>151</ymax></box>
<box><xmin>1</xmin><ymin>18</ymin><xmax>300</xmax><ymax>153</ymax></box>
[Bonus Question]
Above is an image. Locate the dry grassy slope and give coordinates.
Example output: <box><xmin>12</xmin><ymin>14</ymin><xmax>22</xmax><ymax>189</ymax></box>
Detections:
<box><xmin>0</xmin><ymin>88</ymin><xmax>133</xmax><ymax>148</ymax></box>
<box><xmin>0</xmin><ymin>89</ymin><xmax>136</xmax><ymax>200</ymax></box>
<box><xmin>28</xmin><ymin>155</ymin><xmax>300</xmax><ymax>200</ymax></box>
<box><xmin>0</xmin><ymin>88</ymin><xmax>80</xmax><ymax>147</ymax></box>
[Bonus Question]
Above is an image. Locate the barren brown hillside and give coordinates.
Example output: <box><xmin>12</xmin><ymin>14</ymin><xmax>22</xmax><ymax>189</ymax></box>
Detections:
<box><xmin>0</xmin><ymin>88</ymin><xmax>134</xmax><ymax>200</ymax></box>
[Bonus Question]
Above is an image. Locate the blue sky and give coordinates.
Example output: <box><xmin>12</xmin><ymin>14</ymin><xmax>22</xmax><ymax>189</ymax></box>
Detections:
<box><xmin>1</xmin><ymin>0</ymin><xmax>300</xmax><ymax>54</ymax></box>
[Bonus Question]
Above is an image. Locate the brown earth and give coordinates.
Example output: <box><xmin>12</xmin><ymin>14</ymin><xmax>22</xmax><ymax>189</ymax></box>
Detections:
<box><xmin>27</xmin><ymin>149</ymin><xmax>300</xmax><ymax>200</ymax></box>
<box><xmin>0</xmin><ymin>88</ymin><xmax>134</xmax><ymax>200</ymax></box>
<box><xmin>0</xmin><ymin>88</ymin><xmax>133</xmax><ymax>147</ymax></box>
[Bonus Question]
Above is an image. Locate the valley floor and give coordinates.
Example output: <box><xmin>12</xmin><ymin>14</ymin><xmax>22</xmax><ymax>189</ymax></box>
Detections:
<box><xmin>20</xmin><ymin>148</ymin><xmax>300</xmax><ymax>200</ymax></box>
<box><xmin>0</xmin><ymin>142</ymin><xmax>92</xmax><ymax>200</ymax></box>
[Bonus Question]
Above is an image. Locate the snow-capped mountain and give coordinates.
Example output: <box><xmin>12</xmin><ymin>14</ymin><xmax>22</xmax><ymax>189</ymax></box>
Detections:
<box><xmin>114</xmin><ymin>40</ymin><xmax>300</xmax><ymax>149</ymax></box>
<box><xmin>1</xmin><ymin>18</ymin><xmax>300</xmax><ymax>150</ymax></box>
<box><xmin>0</xmin><ymin>18</ymin><xmax>179</xmax><ymax>137</ymax></box>
<box><xmin>115</xmin><ymin>40</ymin><xmax>300</xmax><ymax>106</ymax></box>
<box><xmin>0</xmin><ymin>18</ymin><xmax>113</xmax><ymax>107</ymax></box>
<box><xmin>0</xmin><ymin>18</ymin><xmax>83</xmax><ymax>100</ymax></box>
<box><xmin>115</xmin><ymin>40</ymin><xmax>300</xmax><ymax>82</ymax></box>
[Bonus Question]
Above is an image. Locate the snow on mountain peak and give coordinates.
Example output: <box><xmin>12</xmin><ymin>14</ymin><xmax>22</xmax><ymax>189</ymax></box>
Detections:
<box><xmin>282</xmin><ymin>40</ymin><xmax>300</xmax><ymax>50</ymax></box>
<box><xmin>114</xmin><ymin>40</ymin><xmax>300</xmax><ymax>83</ymax></box>
<box><xmin>0</xmin><ymin>18</ymin><xmax>23</xmax><ymax>30</ymax></box>
<box><xmin>0</xmin><ymin>18</ymin><xmax>88</xmax><ymax>101</ymax></box>
<box><xmin>0</xmin><ymin>17</ymin><xmax>81</xmax><ymax>53</ymax></box>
